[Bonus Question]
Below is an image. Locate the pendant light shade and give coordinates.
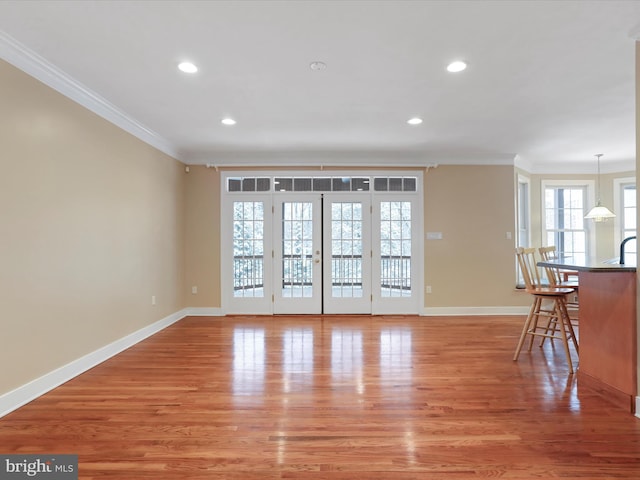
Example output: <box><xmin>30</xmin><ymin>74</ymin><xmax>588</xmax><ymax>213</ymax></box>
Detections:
<box><xmin>584</xmin><ymin>154</ymin><xmax>615</xmax><ymax>222</ymax></box>
<box><xmin>584</xmin><ymin>203</ymin><xmax>616</xmax><ymax>221</ymax></box>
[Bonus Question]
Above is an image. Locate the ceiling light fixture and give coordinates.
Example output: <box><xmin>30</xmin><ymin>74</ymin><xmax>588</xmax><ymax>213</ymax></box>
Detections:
<box><xmin>178</xmin><ymin>62</ymin><xmax>198</xmax><ymax>73</ymax></box>
<box><xmin>407</xmin><ymin>117</ymin><xmax>423</xmax><ymax>125</ymax></box>
<box><xmin>221</xmin><ymin>118</ymin><xmax>237</xmax><ymax>126</ymax></box>
<box><xmin>446</xmin><ymin>61</ymin><xmax>467</xmax><ymax>73</ymax></box>
<box><xmin>585</xmin><ymin>154</ymin><xmax>615</xmax><ymax>222</ymax></box>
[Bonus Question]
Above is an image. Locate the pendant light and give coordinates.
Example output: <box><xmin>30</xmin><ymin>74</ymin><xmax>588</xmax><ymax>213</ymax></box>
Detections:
<box><xmin>584</xmin><ymin>154</ymin><xmax>615</xmax><ymax>222</ymax></box>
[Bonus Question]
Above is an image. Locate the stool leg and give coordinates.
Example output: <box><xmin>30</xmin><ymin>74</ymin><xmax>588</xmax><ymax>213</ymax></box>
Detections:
<box><xmin>565</xmin><ymin>309</ymin><xmax>579</xmax><ymax>354</ymax></box>
<box><xmin>514</xmin><ymin>298</ymin><xmax>538</xmax><ymax>361</ymax></box>
<box><xmin>555</xmin><ymin>298</ymin><xmax>575</xmax><ymax>374</ymax></box>
<box><xmin>527</xmin><ymin>297</ymin><xmax>543</xmax><ymax>352</ymax></box>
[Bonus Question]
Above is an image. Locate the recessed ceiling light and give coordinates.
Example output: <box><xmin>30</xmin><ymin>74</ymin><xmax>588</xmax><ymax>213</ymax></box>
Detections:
<box><xmin>446</xmin><ymin>61</ymin><xmax>467</xmax><ymax>73</ymax></box>
<box><xmin>221</xmin><ymin>118</ymin><xmax>237</xmax><ymax>126</ymax></box>
<box><xmin>178</xmin><ymin>62</ymin><xmax>198</xmax><ymax>73</ymax></box>
<box><xmin>310</xmin><ymin>61</ymin><xmax>327</xmax><ymax>71</ymax></box>
<box><xmin>407</xmin><ymin>117</ymin><xmax>423</xmax><ymax>125</ymax></box>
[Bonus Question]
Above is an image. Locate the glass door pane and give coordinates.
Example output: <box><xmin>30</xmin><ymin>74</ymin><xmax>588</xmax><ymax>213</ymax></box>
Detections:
<box><xmin>233</xmin><ymin>201</ymin><xmax>265</xmax><ymax>298</ymax></box>
<box><xmin>380</xmin><ymin>201</ymin><xmax>412</xmax><ymax>297</ymax></box>
<box><xmin>224</xmin><ymin>195</ymin><xmax>273</xmax><ymax>314</ymax></box>
<box><xmin>323</xmin><ymin>195</ymin><xmax>371</xmax><ymax>314</ymax></box>
<box><xmin>274</xmin><ymin>195</ymin><xmax>322</xmax><ymax>313</ymax></box>
<box><xmin>281</xmin><ymin>201</ymin><xmax>314</xmax><ymax>298</ymax></box>
<box><xmin>373</xmin><ymin>197</ymin><xmax>419</xmax><ymax>314</ymax></box>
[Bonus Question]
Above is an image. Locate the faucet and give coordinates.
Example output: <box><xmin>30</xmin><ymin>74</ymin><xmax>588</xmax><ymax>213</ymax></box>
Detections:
<box><xmin>619</xmin><ymin>236</ymin><xmax>636</xmax><ymax>265</ymax></box>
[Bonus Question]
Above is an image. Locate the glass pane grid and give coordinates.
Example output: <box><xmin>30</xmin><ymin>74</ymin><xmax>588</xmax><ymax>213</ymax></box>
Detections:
<box><xmin>544</xmin><ymin>187</ymin><xmax>587</xmax><ymax>264</ymax></box>
<box><xmin>331</xmin><ymin>202</ymin><xmax>363</xmax><ymax>298</ymax></box>
<box><xmin>233</xmin><ymin>201</ymin><xmax>264</xmax><ymax>297</ymax></box>
<box><xmin>235</xmin><ymin>175</ymin><xmax>416</xmax><ymax>192</ymax></box>
<box><xmin>228</xmin><ymin>177</ymin><xmax>271</xmax><ymax>192</ymax></box>
<box><xmin>380</xmin><ymin>202</ymin><xmax>412</xmax><ymax>297</ymax></box>
<box><xmin>282</xmin><ymin>202</ymin><xmax>314</xmax><ymax>298</ymax></box>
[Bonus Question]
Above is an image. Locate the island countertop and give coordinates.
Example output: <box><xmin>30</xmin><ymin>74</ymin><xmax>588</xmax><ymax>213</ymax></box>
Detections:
<box><xmin>537</xmin><ymin>257</ymin><xmax>636</xmax><ymax>272</ymax></box>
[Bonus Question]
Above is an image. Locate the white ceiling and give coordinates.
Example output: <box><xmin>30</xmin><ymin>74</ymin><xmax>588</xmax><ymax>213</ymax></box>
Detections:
<box><xmin>0</xmin><ymin>0</ymin><xmax>639</xmax><ymax>173</ymax></box>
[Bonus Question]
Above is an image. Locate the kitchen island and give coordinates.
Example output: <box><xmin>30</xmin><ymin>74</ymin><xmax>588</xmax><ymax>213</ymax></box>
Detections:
<box><xmin>538</xmin><ymin>258</ymin><xmax>637</xmax><ymax>413</ymax></box>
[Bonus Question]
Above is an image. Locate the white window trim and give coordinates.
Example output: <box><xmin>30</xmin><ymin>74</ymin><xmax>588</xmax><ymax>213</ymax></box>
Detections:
<box><xmin>540</xmin><ymin>179</ymin><xmax>596</xmax><ymax>259</ymax></box>
<box><xmin>613</xmin><ymin>176</ymin><xmax>635</xmax><ymax>248</ymax></box>
<box><xmin>516</xmin><ymin>174</ymin><xmax>531</xmax><ymax>248</ymax></box>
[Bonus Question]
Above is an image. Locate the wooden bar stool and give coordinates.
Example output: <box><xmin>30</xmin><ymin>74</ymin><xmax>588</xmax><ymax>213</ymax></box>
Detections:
<box><xmin>514</xmin><ymin>247</ymin><xmax>579</xmax><ymax>373</ymax></box>
<box><xmin>538</xmin><ymin>245</ymin><xmax>579</xmax><ymax>325</ymax></box>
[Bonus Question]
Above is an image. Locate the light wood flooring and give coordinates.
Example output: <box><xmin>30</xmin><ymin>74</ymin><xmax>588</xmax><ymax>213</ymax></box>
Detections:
<box><xmin>1</xmin><ymin>315</ymin><xmax>640</xmax><ymax>479</ymax></box>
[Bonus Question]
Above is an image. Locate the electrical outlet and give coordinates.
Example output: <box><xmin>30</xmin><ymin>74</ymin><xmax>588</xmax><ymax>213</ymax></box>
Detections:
<box><xmin>192</xmin><ymin>286</ymin><xmax>198</xmax><ymax>294</ymax></box>
<box><xmin>426</xmin><ymin>285</ymin><xmax>432</xmax><ymax>294</ymax></box>
<box><xmin>151</xmin><ymin>295</ymin><xmax>156</xmax><ymax>305</ymax></box>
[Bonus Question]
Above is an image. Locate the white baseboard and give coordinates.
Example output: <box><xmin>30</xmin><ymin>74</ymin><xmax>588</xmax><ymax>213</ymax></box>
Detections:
<box><xmin>183</xmin><ymin>307</ymin><xmax>225</xmax><ymax>316</ymax></box>
<box><xmin>0</xmin><ymin>308</ymin><xmax>189</xmax><ymax>419</ymax></box>
<box><xmin>421</xmin><ymin>306</ymin><xmax>530</xmax><ymax>316</ymax></box>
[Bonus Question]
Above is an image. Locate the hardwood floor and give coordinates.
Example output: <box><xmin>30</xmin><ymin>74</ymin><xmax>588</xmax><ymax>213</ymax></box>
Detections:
<box><xmin>1</xmin><ymin>315</ymin><xmax>640</xmax><ymax>479</ymax></box>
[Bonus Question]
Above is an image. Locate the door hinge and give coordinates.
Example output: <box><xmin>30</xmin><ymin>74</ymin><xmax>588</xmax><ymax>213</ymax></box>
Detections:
<box><xmin>272</xmin><ymin>294</ymin><xmax>275</xmax><ymax>303</ymax></box>
<box><xmin>272</xmin><ymin>205</ymin><xmax>275</xmax><ymax>214</ymax></box>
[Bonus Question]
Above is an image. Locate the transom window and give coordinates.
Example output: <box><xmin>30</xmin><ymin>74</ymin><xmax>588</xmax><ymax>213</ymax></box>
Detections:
<box><xmin>226</xmin><ymin>175</ymin><xmax>418</xmax><ymax>193</ymax></box>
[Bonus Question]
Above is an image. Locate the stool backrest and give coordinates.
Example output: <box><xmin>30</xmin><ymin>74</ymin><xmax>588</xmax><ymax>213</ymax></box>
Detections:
<box><xmin>516</xmin><ymin>247</ymin><xmax>542</xmax><ymax>290</ymax></box>
<box><xmin>538</xmin><ymin>245</ymin><xmax>561</xmax><ymax>286</ymax></box>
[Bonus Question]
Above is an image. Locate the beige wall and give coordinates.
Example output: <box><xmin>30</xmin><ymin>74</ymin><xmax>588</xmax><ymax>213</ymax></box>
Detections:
<box><xmin>184</xmin><ymin>166</ymin><xmax>221</xmax><ymax>307</ymax></box>
<box><xmin>0</xmin><ymin>59</ymin><xmax>186</xmax><ymax>396</ymax></box>
<box><xmin>424</xmin><ymin>165</ymin><xmax>526</xmax><ymax>308</ymax></box>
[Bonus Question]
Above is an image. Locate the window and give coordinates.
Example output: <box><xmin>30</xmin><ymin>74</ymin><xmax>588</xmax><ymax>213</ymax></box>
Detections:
<box><xmin>542</xmin><ymin>181</ymin><xmax>594</xmax><ymax>265</ymax></box>
<box><xmin>614</xmin><ymin>178</ymin><xmax>636</xmax><ymax>264</ymax></box>
<box><xmin>231</xmin><ymin>175</ymin><xmax>418</xmax><ymax>192</ymax></box>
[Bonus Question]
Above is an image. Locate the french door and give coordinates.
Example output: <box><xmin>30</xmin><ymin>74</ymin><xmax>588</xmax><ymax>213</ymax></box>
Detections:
<box><xmin>272</xmin><ymin>194</ymin><xmax>372</xmax><ymax>314</ymax></box>
<box><xmin>323</xmin><ymin>195</ymin><xmax>372</xmax><ymax>314</ymax></box>
<box><xmin>273</xmin><ymin>195</ymin><xmax>322</xmax><ymax>314</ymax></box>
<box><xmin>222</xmin><ymin>173</ymin><xmax>422</xmax><ymax>315</ymax></box>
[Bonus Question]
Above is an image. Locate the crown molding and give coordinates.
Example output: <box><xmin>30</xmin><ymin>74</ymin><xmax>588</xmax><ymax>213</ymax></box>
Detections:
<box><xmin>522</xmin><ymin>159</ymin><xmax>636</xmax><ymax>175</ymax></box>
<box><xmin>184</xmin><ymin>149</ymin><xmax>517</xmax><ymax>167</ymax></box>
<box><xmin>0</xmin><ymin>30</ymin><xmax>181</xmax><ymax>161</ymax></box>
